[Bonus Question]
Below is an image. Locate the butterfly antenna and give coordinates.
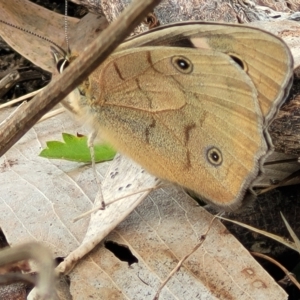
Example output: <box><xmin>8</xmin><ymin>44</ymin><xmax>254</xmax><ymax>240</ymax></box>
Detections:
<box><xmin>64</xmin><ymin>0</ymin><xmax>70</xmax><ymax>54</ymax></box>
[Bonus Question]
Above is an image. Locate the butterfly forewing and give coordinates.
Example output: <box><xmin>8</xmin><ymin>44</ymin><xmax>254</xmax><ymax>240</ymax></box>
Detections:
<box><xmin>119</xmin><ymin>22</ymin><xmax>293</xmax><ymax>126</ymax></box>
<box><xmin>78</xmin><ymin>47</ymin><xmax>267</xmax><ymax>210</ymax></box>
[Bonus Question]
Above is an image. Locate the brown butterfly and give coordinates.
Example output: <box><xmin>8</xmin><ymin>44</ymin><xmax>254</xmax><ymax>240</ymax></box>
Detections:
<box><xmin>62</xmin><ymin>22</ymin><xmax>293</xmax><ymax>211</ymax></box>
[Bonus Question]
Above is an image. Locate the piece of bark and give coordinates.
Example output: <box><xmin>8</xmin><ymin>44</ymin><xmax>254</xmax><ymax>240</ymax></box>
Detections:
<box><xmin>70</xmin><ymin>0</ymin><xmax>104</xmax><ymax>15</ymax></box>
<box><xmin>0</xmin><ymin>71</ymin><xmax>20</xmax><ymax>98</ymax></box>
<box><xmin>70</xmin><ymin>0</ymin><xmax>299</xmax><ymax>30</ymax></box>
<box><xmin>0</xmin><ymin>283</ymin><xmax>28</xmax><ymax>300</ymax></box>
<box><xmin>270</xmin><ymin>82</ymin><xmax>300</xmax><ymax>155</ymax></box>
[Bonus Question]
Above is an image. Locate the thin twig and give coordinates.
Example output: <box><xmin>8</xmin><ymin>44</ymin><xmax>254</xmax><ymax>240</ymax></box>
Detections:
<box><xmin>73</xmin><ymin>183</ymin><xmax>164</xmax><ymax>222</ymax></box>
<box><xmin>251</xmin><ymin>252</ymin><xmax>300</xmax><ymax>290</ymax></box>
<box><xmin>154</xmin><ymin>215</ymin><xmax>219</xmax><ymax>300</ymax></box>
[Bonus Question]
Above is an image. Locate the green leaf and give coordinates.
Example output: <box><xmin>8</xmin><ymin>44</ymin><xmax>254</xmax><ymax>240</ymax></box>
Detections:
<box><xmin>39</xmin><ymin>133</ymin><xmax>116</xmax><ymax>163</ymax></box>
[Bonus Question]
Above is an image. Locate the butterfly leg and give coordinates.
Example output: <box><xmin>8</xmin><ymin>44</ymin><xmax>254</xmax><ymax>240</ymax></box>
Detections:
<box><xmin>88</xmin><ymin>130</ymin><xmax>106</xmax><ymax>209</ymax></box>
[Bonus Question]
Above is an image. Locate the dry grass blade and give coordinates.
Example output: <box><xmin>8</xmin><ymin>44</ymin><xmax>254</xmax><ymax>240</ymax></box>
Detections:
<box><xmin>0</xmin><ymin>89</ymin><xmax>43</xmax><ymax>109</ymax></box>
<box><xmin>0</xmin><ymin>0</ymin><xmax>162</xmax><ymax>156</ymax></box>
<box><xmin>37</xmin><ymin>107</ymin><xmax>65</xmax><ymax>123</ymax></box>
<box><xmin>218</xmin><ymin>215</ymin><xmax>298</xmax><ymax>252</ymax></box>
<box><xmin>280</xmin><ymin>212</ymin><xmax>300</xmax><ymax>253</ymax></box>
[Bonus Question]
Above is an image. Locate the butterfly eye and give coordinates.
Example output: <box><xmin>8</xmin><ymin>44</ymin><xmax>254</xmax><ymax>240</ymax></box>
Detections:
<box><xmin>206</xmin><ymin>147</ymin><xmax>223</xmax><ymax>166</ymax></box>
<box><xmin>171</xmin><ymin>56</ymin><xmax>193</xmax><ymax>74</ymax></box>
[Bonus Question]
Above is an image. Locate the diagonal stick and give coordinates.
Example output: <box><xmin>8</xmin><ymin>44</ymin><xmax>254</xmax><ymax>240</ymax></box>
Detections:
<box><xmin>0</xmin><ymin>0</ymin><xmax>162</xmax><ymax>156</ymax></box>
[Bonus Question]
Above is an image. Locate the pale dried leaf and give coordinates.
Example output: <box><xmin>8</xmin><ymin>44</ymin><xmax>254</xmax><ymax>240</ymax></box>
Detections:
<box><xmin>69</xmin><ymin>187</ymin><xmax>287</xmax><ymax>299</ymax></box>
<box><xmin>56</xmin><ymin>153</ymin><xmax>158</xmax><ymax>274</ymax></box>
<box><xmin>0</xmin><ymin>106</ymin><xmax>158</xmax><ymax>267</ymax></box>
<box><xmin>0</xmin><ymin>107</ymin><xmax>98</xmax><ymax>255</ymax></box>
<box><xmin>0</xmin><ymin>106</ymin><xmax>288</xmax><ymax>299</ymax></box>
